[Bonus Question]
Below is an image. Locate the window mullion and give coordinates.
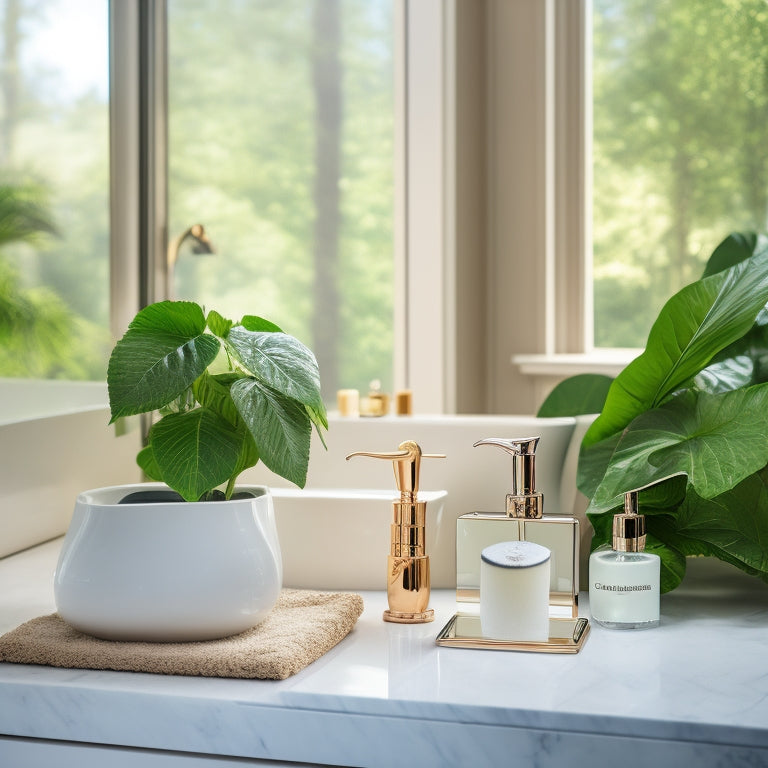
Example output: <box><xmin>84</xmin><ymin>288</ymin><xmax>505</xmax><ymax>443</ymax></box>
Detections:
<box><xmin>138</xmin><ymin>0</ymin><xmax>168</xmax><ymax>307</ymax></box>
<box><xmin>109</xmin><ymin>0</ymin><xmax>168</xmax><ymax>335</ymax></box>
<box><xmin>402</xmin><ymin>0</ymin><xmax>454</xmax><ymax>413</ymax></box>
<box><xmin>553</xmin><ymin>0</ymin><xmax>590</xmax><ymax>355</ymax></box>
<box><xmin>108</xmin><ymin>0</ymin><xmax>141</xmax><ymax>337</ymax></box>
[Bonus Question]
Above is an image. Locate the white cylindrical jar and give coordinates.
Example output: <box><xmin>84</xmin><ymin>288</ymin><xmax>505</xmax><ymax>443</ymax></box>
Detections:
<box><xmin>480</xmin><ymin>540</ymin><xmax>551</xmax><ymax>642</ymax></box>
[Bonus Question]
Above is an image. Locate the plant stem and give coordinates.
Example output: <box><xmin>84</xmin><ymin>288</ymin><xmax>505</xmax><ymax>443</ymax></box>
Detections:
<box><xmin>224</xmin><ymin>475</ymin><xmax>237</xmax><ymax>500</ymax></box>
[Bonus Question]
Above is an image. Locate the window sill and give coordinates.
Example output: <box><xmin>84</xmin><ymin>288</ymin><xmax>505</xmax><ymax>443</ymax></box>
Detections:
<box><xmin>512</xmin><ymin>350</ymin><xmax>639</xmax><ymax>378</ymax></box>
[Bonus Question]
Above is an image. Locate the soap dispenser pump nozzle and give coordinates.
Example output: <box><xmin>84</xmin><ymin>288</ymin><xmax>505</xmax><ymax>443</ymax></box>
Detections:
<box><xmin>611</xmin><ymin>475</ymin><xmax>684</xmax><ymax>552</ymax></box>
<box><xmin>612</xmin><ymin>488</ymin><xmax>647</xmax><ymax>552</ymax></box>
<box><xmin>473</xmin><ymin>436</ymin><xmax>543</xmax><ymax>519</ymax></box>
<box><xmin>345</xmin><ymin>440</ymin><xmax>445</xmax><ymax>503</ymax></box>
<box><xmin>346</xmin><ymin>440</ymin><xmax>445</xmax><ymax>624</ymax></box>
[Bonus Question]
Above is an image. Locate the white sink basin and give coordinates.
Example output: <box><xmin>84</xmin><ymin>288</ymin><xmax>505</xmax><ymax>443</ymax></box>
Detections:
<box><xmin>271</xmin><ymin>488</ymin><xmax>448</xmax><ymax>591</ymax></box>
<box><xmin>245</xmin><ymin>414</ymin><xmax>579</xmax><ymax>589</ymax></box>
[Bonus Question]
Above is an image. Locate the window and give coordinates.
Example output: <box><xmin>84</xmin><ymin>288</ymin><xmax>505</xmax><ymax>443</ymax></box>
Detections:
<box><xmin>0</xmin><ymin>0</ymin><xmax>110</xmax><ymax>380</ymax></box>
<box><xmin>166</xmin><ymin>0</ymin><xmax>396</xmax><ymax>401</ymax></box>
<box><xmin>591</xmin><ymin>0</ymin><xmax>768</xmax><ymax>348</ymax></box>
<box><xmin>0</xmin><ymin>0</ymin><xmax>458</xmax><ymax>416</ymax></box>
<box><xmin>512</xmin><ymin>0</ymin><xmax>768</xmax><ymax>411</ymax></box>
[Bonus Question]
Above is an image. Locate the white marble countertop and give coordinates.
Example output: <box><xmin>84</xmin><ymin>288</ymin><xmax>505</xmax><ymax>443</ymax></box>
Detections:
<box><xmin>1</xmin><ymin>539</ymin><xmax>768</xmax><ymax>767</ymax></box>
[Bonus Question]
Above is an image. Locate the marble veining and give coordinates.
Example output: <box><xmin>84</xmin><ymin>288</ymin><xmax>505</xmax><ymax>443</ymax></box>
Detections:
<box><xmin>1</xmin><ymin>539</ymin><xmax>768</xmax><ymax>766</ymax></box>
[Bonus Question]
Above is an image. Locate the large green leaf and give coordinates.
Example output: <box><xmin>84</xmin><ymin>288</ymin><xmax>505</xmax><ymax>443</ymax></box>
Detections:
<box><xmin>537</xmin><ymin>373</ymin><xmax>614</xmax><ymax>417</ymax></box>
<box><xmin>240</xmin><ymin>315</ymin><xmax>283</xmax><ymax>333</ymax></box>
<box><xmin>225</xmin><ymin>325</ymin><xmax>326</xmax><ymax>419</ymax></box>
<box><xmin>306</xmin><ymin>403</ymin><xmax>329</xmax><ymax>433</ymax></box>
<box><xmin>702</xmin><ymin>232</ymin><xmax>767</xmax><ymax>278</ymax></box>
<box><xmin>649</xmin><ymin>471</ymin><xmax>768</xmax><ymax>583</ymax></box>
<box><xmin>147</xmin><ymin>408</ymin><xmax>242</xmax><ymax>501</ymax></box>
<box><xmin>583</xmin><ymin>245</ymin><xmax>768</xmax><ymax>447</ymax></box>
<box><xmin>206</xmin><ymin>309</ymin><xmax>233</xmax><ymax>338</ymax></box>
<box><xmin>583</xmin><ymin>469</ymin><xmax>688</xmax><ymax>519</ymax></box>
<box><xmin>692</xmin><ymin>234</ymin><xmax>768</xmax><ymax>394</ymax></box>
<box><xmin>193</xmin><ymin>371</ymin><xmax>244</xmax><ymax>427</ymax></box>
<box><xmin>586</xmin><ymin>385</ymin><xmax>768</xmax><ymax>516</ymax></box>
<box><xmin>645</xmin><ymin>534</ymin><xmax>688</xmax><ymax>593</ymax></box>
<box><xmin>136</xmin><ymin>443</ymin><xmax>162</xmax><ymax>482</ymax></box>
<box><xmin>193</xmin><ymin>371</ymin><xmax>260</xmax><ymax>480</ymax></box>
<box><xmin>653</xmin><ymin>519</ymin><xmax>765</xmax><ymax>582</ymax></box>
<box><xmin>108</xmin><ymin>301</ymin><xmax>220</xmax><ymax>421</ymax></box>
<box><xmin>577</xmin><ymin>431</ymin><xmax>621</xmax><ymax>502</ymax></box>
<box><xmin>230</xmin><ymin>377</ymin><xmax>311</xmax><ymax>488</ymax></box>
<box><xmin>692</xmin><ymin>313</ymin><xmax>768</xmax><ymax>395</ymax></box>
<box><xmin>231</xmin><ymin>429</ymin><xmax>260</xmax><ymax>480</ymax></box>
<box><xmin>690</xmin><ymin>355</ymin><xmax>755</xmax><ymax>395</ymax></box>
<box><xmin>682</xmin><ymin>472</ymin><xmax>768</xmax><ymax>573</ymax></box>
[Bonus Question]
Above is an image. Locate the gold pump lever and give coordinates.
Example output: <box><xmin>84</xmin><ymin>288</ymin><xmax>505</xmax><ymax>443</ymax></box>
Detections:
<box><xmin>346</xmin><ymin>440</ymin><xmax>445</xmax><ymax>500</ymax></box>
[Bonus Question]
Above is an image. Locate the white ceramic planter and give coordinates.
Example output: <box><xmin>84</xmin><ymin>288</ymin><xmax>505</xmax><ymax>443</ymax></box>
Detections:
<box><xmin>54</xmin><ymin>483</ymin><xmax>282</xmax><ymax>642</ymax></box>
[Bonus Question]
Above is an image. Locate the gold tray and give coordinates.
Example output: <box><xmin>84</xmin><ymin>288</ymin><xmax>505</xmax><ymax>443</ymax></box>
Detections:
<box><xmin>435</xmin><ymin>613</ymin><xmax>590</xmax><ymax>654</ymax></box>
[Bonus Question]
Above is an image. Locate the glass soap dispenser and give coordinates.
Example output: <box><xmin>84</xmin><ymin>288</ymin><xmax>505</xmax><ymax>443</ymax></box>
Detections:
<box><xmin>456</xmin><ymin>437</ymin><xmax>579</xmax><ymax>618</ymax></box>
<box><xmin>588</xmin><ymin>485</ymin><xmax>660</xmax><ymax>630</ymax></box>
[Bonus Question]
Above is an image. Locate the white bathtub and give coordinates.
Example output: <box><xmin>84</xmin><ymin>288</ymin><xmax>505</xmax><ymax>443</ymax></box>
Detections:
<box><xmin>0</xmin><ymin>379</ymin><xmax>141</xmax><ymax>559</ymax></box>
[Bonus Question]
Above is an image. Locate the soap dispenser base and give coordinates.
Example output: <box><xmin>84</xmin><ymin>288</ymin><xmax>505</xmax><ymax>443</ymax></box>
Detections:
<box><xmin>384</xmin><ymin>608</ymin><xmax>435</xmax><ymax>624</ymax></box>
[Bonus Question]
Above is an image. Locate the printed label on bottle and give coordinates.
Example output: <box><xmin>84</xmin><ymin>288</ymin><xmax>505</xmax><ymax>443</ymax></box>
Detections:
<box><xmin>592</xmin><ymin>583</ymin><xmax>652</xmax><ymax>592</ymax></box>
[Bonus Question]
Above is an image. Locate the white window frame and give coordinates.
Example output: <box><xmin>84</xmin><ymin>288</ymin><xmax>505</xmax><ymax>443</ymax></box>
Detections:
<box><xmin>499</xmin><ymin>0</ymin><xmax>638</xmax><ymax>409</ymax></box>
<box><xmin>397</xmin><ymin>0</ymin><xmax>456</xmax><ymax>413</ymax></box>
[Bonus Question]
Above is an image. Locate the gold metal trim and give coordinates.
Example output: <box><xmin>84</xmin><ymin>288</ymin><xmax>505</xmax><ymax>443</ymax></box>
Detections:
<box><xmin>435</xmin><ymin>613</ymin><xmax>590</xmax><ymax>653</ymax></box>
<box><xmin>384</xmin><ymin>608</ymin><xmax>435</xmax><ymax>624</ymax></box>
<box><xmin>454</xmin><ymin>588</ymin><xmax>577</xmax><ymax>613</ymax></box>
<box><xmin>459</xmin><ymin>512</ymin><xmax>578</xmax><ymax>524</ymax></box>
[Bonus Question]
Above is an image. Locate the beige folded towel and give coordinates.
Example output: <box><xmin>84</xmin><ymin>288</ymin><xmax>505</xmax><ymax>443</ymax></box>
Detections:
<box><xmin>0</xmin><ymin>589</ymin><xmax>364</xmax><ymax>680</ymax></box>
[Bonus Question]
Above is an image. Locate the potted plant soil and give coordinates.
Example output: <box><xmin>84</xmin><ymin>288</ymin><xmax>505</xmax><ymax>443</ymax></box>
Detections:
<box><xmin>54</xmin><ymin>300</ymin><xmax>327</xmax><ymax>641</ymax></box>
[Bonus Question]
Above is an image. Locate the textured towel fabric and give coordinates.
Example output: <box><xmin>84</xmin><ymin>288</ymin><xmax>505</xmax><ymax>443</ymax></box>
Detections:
<box><xmin>0</xmin><ymin>589</ymin><xmax>364</xmax><ymax>680</ymax></box>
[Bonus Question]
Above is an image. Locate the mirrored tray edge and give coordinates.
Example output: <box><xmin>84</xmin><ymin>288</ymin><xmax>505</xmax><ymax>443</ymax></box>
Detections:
<box><xmin>435</xmin><ymin>613</ymin><xmax>590</xmax><ymax>654</ymax></box>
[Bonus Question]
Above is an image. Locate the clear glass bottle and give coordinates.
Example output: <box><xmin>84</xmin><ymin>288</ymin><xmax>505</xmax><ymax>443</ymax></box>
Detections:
<box><xmin>456</xmin><ymin>437</ymin><xmax>579</xmax><ymax>618</ymax></box>
<box><xmin>588</xmin><ymin>487</ymin><xmax>660</xmax><ymax>630</ymax></box>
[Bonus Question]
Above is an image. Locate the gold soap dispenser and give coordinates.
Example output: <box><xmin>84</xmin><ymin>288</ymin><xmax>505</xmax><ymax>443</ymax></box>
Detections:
<box><xmin>456</xmin><ymin>436</ymin><xmax>580</xmax><ymax>618</ymax></box>
<box><xmin>346</xmin><ymin>441</ymin><xmax>445</xmax><ymax>624</ymax></box>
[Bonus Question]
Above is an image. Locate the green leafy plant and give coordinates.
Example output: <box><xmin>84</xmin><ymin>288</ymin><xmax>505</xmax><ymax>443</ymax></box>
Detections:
<box><xmin>107</xmin><ymin>301</ymin><xmax>327</xmax><ymax>501</ymax></box>
<box><xmin>538</xmin><ymin>232</ymin><xmax>768</xmax><ymax>592</ymax></box>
